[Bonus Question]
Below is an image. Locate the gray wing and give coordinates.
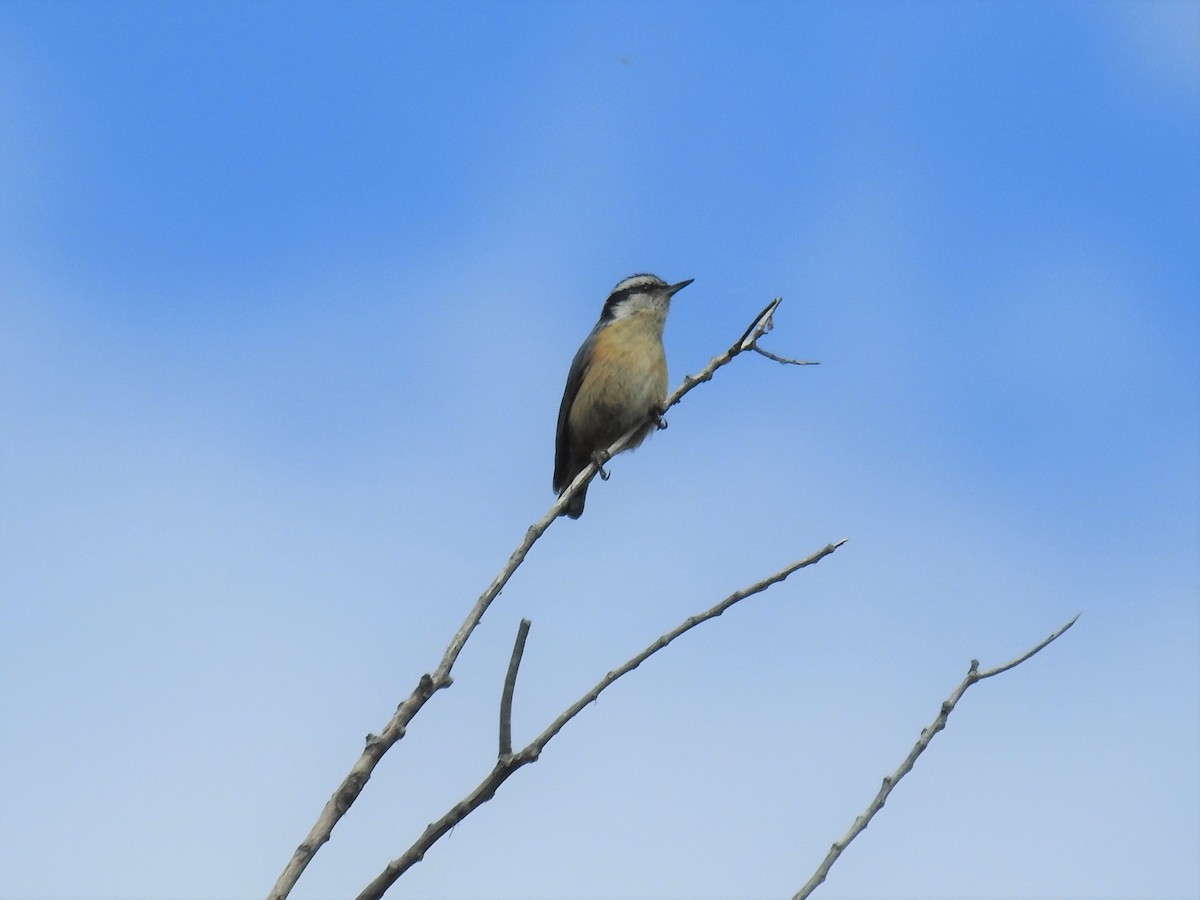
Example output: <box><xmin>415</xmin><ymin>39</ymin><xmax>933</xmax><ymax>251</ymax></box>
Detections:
<box><xmin>553</xmin><ymin>327</ymin><xmax>599</xmax><ymax>494</ymax></box>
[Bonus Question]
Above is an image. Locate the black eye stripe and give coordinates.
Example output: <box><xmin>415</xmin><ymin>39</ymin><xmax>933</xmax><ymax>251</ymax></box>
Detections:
<box><xmin>607</xmin><ymin>285</ymin><xmax>646</xmax><ymax>304</ymax></box>
<box><xmin>595</xmin><ymin>275</ymin><xmax>669</xmax><ymax>321</ymax></box>
<box><xmin>601</xmin><ymin>287</ymin><xmax>649</xmax><ymax>318</ymax></box>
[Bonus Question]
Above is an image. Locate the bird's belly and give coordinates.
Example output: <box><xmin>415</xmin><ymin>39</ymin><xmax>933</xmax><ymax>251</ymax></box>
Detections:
<box><xmin>570</xmin><ymin>322</ymin><xmax>667</xmax><ymax>449</ymax></box>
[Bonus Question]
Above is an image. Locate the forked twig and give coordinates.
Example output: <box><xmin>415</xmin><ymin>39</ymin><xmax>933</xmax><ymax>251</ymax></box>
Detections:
<box><xmin>356</xmin><ymin>540</ymin><xmax>847</xmax><ymax>900</ymax></box>
<box><xmin>793</xmin><ymin>613</ymin><xmax>1081</xmax><ymax>899</ymax></box>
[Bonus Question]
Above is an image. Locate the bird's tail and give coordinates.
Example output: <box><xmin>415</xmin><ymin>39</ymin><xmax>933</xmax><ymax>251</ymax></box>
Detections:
<box><xmin>561</xmin><ymin>486</ymin><xmax>586</xmax><ymax>519</ymax></box>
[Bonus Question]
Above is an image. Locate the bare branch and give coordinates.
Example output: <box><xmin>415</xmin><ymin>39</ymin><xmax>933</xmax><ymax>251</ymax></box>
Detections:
<box><xmin>499</xmin><ymin>619</ymin><xmax>532</xmax><ymax>759</ymax></box>
<box><xmin>793</xmin><ymin>613</ymin><xmax>1081</xmax><ymax>900</ymax></box>
<box><xmin>527</xmin><ymin>540</ymin><xmax>847</xmax><ymax>754</ymax></box>
<box><xmin>267</xmin><ymin>297</ymin><xmax>813</xmax><ymax>900</ymax></box>
<box><xmin>356</xmin><ymin>539</ymin><xmax>847</xmax><ymax>900</ymax></box>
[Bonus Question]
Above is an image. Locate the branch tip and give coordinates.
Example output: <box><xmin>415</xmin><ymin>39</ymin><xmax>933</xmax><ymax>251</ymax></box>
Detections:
<box><xmin>792</xmin><ymin>613</ymin><xmax>1081</xmax><ymax>900</ymax></box>
<box><xmin>499</xmin><ymin>619</ymin><xmax>532</xmax><ymax>759</ymax></box>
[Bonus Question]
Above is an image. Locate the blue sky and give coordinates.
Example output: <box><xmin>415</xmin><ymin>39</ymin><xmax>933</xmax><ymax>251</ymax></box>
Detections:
<box><xmin>1</xmin><ymin>2</ymin><xmax>1197</xmax><ymax>899</ymax></box>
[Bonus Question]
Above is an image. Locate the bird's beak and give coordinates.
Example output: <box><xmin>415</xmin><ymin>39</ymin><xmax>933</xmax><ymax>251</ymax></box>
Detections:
<box><xmin>668</xmin><ymin>278</ymin><xmax>694</xmax><ymax>296</ymax></box>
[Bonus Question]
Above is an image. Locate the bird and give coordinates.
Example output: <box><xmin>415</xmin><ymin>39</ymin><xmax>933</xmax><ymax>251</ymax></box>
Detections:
<box><xmin>553</xmin><ymin>273</ymin><xmax>693</xmax><ymax>518</ymax></box>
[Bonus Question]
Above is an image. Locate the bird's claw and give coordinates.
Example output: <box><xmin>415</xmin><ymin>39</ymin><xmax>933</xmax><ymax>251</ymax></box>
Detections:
<box><xmin>591</xmin><ymin>451</ymin><xmax>611</xmax><ymax>481</ymax></box>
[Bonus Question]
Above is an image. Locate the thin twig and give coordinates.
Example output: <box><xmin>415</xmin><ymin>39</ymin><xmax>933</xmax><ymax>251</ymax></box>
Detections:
<box><xmin>527</xmin><ymin>540</ymin><xmax>846</xmax><ymax>753</ymax></box>
<box><xmin>975</xmin><ymin>614</ymin><xmax>1079</xmax><ymax>680</ymax></box>
<box><xmin>752</xmin><ymin>346</ymin><xmax>820</xmax><ymax>366</ymax></box>
<box><xmin>266</xmin><ymin>296</ymin><xmax>812</xmax><ymax>900</ymax></box>
<box><xmin>355</xmin><ymin>540</ymin><xmax>847</xmax><ymax>900</ymax></box>
<box><xmin>737</xmin><ymin>298</ymin><xmax>782</xmax><ymax>349</ymax></box>
<box><xmin>499</xmin><ymin>619</ymin><xmax>531</xmax><ymax>759</ymax></box>
<box><xmin>793</xmin><ymin>613</ymin><xmax>1081</xmax><ymax>900</ymax></box>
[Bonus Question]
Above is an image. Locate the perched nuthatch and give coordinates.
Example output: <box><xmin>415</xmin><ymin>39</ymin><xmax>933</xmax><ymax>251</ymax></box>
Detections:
<box><xmin>553</xmin><ymin>273</ymin><xmax>693</xmax><ymax>518</ymax></box>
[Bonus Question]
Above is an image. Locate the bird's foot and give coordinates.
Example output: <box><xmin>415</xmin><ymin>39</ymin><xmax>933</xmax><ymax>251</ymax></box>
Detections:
<box><xmin>591</xmin><ymin>450</ymin><xmax>611</xmax><ymax>481</ymax></box>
